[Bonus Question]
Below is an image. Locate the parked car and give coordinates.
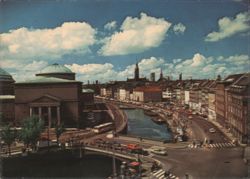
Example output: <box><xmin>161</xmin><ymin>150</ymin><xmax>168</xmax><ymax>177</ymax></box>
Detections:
<box><xmin>209</xmin><ymin>128</ymin><xmax>216</xmax><ymax>133</ymax></box>
<box><xmin>148</xmin><ymin>146</ymin><xmax>167</xmax><ymax>156</ymax></box>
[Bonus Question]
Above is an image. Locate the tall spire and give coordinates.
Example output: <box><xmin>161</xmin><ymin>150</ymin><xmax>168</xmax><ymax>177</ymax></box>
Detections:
<box><xmin>160</xmin><ymin>68</ymin><xmax>163</xmax><ymax>80</ymax></box>
<box><xmin>134</xmin><ymin>62</ymin><xmax>139</xmax><ymax>80</ymax></box>
<box><xmin>179</xmin><ymin>73</ymin><xmax>182</xmax><ymax>81</ymax></box>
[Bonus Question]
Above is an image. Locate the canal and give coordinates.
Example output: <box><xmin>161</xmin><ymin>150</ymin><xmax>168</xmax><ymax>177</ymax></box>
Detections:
<box><xmin>124</xmin><ymin>108</ymin><xmax>172</xmax><ymax>141</ymax></box>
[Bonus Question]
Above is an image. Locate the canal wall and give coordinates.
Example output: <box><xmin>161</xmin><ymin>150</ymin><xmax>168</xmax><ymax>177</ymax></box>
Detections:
<box><xmin>105</xmin><ymin>102</ymin><xmax>128</xmax><ymax>134</ymax></box>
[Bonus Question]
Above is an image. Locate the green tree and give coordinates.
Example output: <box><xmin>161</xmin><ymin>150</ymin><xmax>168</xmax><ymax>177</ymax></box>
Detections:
<box><xmin>20</xmin><ymin>116</ymin><xmax>44</xmax><ymax>151</ymax></box>
<box><xmin>55</xmin><ymin>123</ymin><xmax>65</xmax><ymax>145</ymax></box>
<box><xmin>1</xmin><ymin>124</ymin><xmax>16</xmax><ymax>156</ymax></box>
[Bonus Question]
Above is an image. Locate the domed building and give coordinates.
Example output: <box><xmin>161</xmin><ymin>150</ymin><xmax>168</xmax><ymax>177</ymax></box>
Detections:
<box><xmin>15</xmin><ymin>63</ymin><xmax>82</xmax><ymax>127</ymax></box>
<box><xmin>36</xmin><ymin>63</ymin><xmax>75</xmax><ymax>80</ymax></box>
<box><xmin>0</xmin><ymin>67</ymin><xmax>15</xmax><ymax>95</ymax></box>
<box><xmin>0</xmin><ymin>68</ymin><xmax>15</xmax><ymax>124</ymax></box>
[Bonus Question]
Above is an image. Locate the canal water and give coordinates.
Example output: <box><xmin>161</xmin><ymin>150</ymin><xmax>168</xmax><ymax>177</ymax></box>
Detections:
<box><xmin>2</xmin><ymin>150</ymin><xmax>121</xmax><ymax>178</ymax></box>
<box><xmin>124</xmin><ymin>108</ymin><xmax>172</xmax><ymax>141</ymax></box>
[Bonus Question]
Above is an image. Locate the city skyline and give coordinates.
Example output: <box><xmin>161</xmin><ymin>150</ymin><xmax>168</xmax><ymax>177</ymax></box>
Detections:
<box><xmin>0</xmin><ymin>0</ymin><xmax>249</xmax><ymax>83</ymax></box>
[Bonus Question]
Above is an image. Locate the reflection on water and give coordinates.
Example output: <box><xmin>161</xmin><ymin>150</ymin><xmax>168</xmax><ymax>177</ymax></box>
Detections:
<box><xmin>124</xmin><ymin>109</ymin><xmax>172</xmax><ymax>141</ymax></box>
<box><xmin>2</xmin><ymin>150</ymin><xmax>120</xmax><ymax>178</ymax></box>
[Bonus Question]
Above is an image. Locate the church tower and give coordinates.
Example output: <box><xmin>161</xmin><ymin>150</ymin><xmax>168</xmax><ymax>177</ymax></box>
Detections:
<box><xmin>159</xmin><ymin>68</ymin><xmax>163</xmax><ymax>80</ymax></box>
<box><xmin>134</xmin><ymin>63</ymin><xmax>139</xmax><ymax>80</ymax></box>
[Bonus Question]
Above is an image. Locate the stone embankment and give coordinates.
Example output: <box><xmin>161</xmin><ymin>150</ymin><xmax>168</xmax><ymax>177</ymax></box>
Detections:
<box><xmin>105</xmin><ymin>102</ymin><xmax>128</xmax><ymax>134</ymax></box>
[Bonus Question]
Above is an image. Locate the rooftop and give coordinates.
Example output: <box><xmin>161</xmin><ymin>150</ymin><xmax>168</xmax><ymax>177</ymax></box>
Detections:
<box><xmin>134</xmin><ymin>86</ymin><xmax>162</xmax><ymax>92</ymax></box>
<box><xmin>0</xmin><ymin>68</ymin><xmax>14</xmax><ymax>81</ymax></box>
<box><xmin>37</xmin><ymin>63</ymin><xmax>74</xmax><ymax>75</ymax></box>
<box><xmin>16</xmin><ymin>76</ymin><xmax>79</xmax><ymax>84</ymax></box>
<box><xmin>0</xmin><ymin>95</ymin><xmax>15</xmax><ymax>99</ymax></box>
<box><xmin>82</xmin><ymin>89</ymin><xmax>94</xmax><ymax>93</ymax></box>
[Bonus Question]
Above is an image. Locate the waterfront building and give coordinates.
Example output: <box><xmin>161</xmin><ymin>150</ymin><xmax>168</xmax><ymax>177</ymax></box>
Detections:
<box><xmin>100</xmin><ymin>87</ymin><xmax>107</xmax><ymax>97</ymax></box>
<box><xmin>184</xmin><ymin>90</ymin><xmax>190</xmax><ymax>105</ymax></box>
<box><xmin>15</xmin><ymin>63</ymin><xmax>82</xmax><ymax>127</ymax></box>
<box><xmin>162</xmin><ymin>88</ymin><xmax>174</xmax><ymax>101</ymax></box>
<box><xmin>189</xmin><ymin>88</ymin><xmax>201</xmax><ymax>111</ymax></box>
<box><xmin>200</xmin><ymin>80</ymin><xmax>214</xmax><ymax>116</ymax></box>
<box><xmin>132</xmin><ymin>86</ymin><xmax>162</xmax><ymax>102</ymax></box>
<box><xmin>81</xmin><ymin>89</ymin><xmax>94</xmax><ymax>106</ymax></box>
<box><xmin>82</xmin><ymin>82</ymin><xmax>102</xmax><ymax>95</ymax></box>
<box><xmin>119</xmin><ymin>88</ymin><xmax>127</xmax><ymax>101</ymax></box>
<box><xmin>226</xmin><ymin>73</ymin><xmax>250</xmax><ymax>144</ymax></box>
<box><xmin>215</xmin><ymin>74</ymin><xmax>243</xmax><ymax>128</ymax></box>
<box><xmin>208</xmin><ymin>81</ymin><xmax>217</xmax><ymax>121</ymax></box>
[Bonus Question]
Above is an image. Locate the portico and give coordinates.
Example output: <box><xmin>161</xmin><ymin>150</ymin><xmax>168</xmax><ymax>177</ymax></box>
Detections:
<box><xmin>29</xmin><ymin>94</ymin><xmax>61</xmax><ymax>128</ymax></box>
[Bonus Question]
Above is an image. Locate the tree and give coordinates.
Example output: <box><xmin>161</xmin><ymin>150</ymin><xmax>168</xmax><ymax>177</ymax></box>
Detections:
<box><xmin>1</xmin><ymin>124</ymin><xmax>16</xmax><ymax>156</ymax></box>
<box><xmin>19</xmin><ymin>116</ymin><xmax>44</xmax><ymax>151</ymax></box>
<box><xmin>55</xmin><ymin>123</ymin><xmax>65</xmax><ymax>145</ymax></box>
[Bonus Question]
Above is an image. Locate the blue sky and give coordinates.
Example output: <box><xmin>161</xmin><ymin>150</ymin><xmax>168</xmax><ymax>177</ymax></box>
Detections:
<box><xmin>0</xmin><ymin>0</ymin><xmax>249</xmax><ymax>82</ymax></box>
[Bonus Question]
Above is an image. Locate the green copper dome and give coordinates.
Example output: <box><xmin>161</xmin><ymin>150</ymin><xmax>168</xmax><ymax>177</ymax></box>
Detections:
<box><xmin>38</xmin><ymin>63</ymin><xmax>73</xmax><ymax>74</ymax></box>
<box><xmin>0</xmin><ymin>67</ymin><xmax>14</xmax><ymax>81</ymax></box>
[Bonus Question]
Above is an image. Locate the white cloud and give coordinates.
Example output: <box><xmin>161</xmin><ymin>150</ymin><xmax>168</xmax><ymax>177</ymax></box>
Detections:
<box><xmin>104</xmin><ymin>21</ymin><xmax>117</xmax><ymax>30</ymax></box>
<box><xmin>6</xmin><ymin>60</ymin><xmax>49</xmax><ymax>82</ymax></box>
<box><xmin>173</xmin><ymin>59</ymin><xmax>182</xmax><ymax>64</ymax></box>
<box><xmin>167</xmin><ymin>53</ymin><xmax>249</xmax><ymax>79</ymax></box>
<box><xmin>65</xmin><ymin>53</ymin><xmax>249</xmax><ymax>82</ymax></box>
<box><xmin>222</xmin><ymin>54</ymin><xmax>249</xmax><ymax>65</ymax></box>
<box><xmin>99</xmin><ymin>13</ymin><xmax>171</xmax><ymax>56</ymax></box>
<box><xmin>190</xmin><ymin>53</ymin><xmax>206</xmax><ymax>67</ymax></box>
<box><xmin>65</xmin><ymin>63</ymin><xmax>114</xmax><ymax>75</ymax></box>
<box><xmin>0</xmin><ymin>22</ymin><xmax>96</xmax><ymax>63</ymax></box>
<box><xmin>205</xmin><ymin>11</ymin><xmax>250</xmax><ymax>42</ymax></box>
<box><xmin>173</xmin><ymin>23</ymin><xmax>186</xmax><ymax>34</ymax></box>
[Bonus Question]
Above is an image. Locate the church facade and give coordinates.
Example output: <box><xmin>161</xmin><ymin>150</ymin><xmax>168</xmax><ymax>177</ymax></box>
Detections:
<box><xmin>14</xmin><ymin>63</ymin><xmax>83</xmax><ymax>127</ymax></box>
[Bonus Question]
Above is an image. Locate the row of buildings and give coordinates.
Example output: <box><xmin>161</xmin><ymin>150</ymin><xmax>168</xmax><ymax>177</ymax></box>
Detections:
<box><xmin>1</xmin><ymin>62</ymin><xmax>249</xmax><ymax>144</ymax></box>
<box><xmin>95</xmin><ymin>64</ymin><xmax>249</xmax><ymax>144</ymax></box>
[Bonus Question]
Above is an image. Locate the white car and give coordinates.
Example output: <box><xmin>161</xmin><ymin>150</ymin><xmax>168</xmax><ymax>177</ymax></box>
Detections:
<box><xmin>148</xmin><ymin>146</ymin><xmax>167</xmax><ymax>156</ymax></box>
<box><xmin>209</xmin><ymin>128</ymin><xmax>216</xmax><ymax>133</ymax></box>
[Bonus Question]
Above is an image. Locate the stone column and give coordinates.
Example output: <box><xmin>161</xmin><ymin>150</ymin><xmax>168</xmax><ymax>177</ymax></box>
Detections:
<box><xmin>48</xmin><ymin>107</ymin><xmax>51</xmax><ymax>128</ymax></box>
<box><xmin>38</xmin><ymin>107</ymin><xmax>42</xmax><ymax>119</ymax></box>
<box><xmin>57</xmin><ymin>106</ymin><xmax>61</xmax><ymax>125</ymax></box>
<box><xmin>29</xmin><ymin>107</ymin><xmax>33</xmax><ymax>117</ymax></box>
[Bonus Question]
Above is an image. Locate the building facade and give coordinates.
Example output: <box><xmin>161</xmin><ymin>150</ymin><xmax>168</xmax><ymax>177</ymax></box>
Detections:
<box><xmin>15</xmin><ymin>64</ymin><xmax>83</xmax><ymax>127</ymax></box>
<box><xmin>0</xmin><ymin>68</ymin><xmax>15</xmax><ymax>124</ymax></box>
<box><xmin>215</xmin><ymin>74</ymin><xmax>243</xmax><ymax>128</ymax></box>
<box><xmin>227</xmin><ymin>73</ymin><xmax>250</xmax><ymax>144</ymax></box>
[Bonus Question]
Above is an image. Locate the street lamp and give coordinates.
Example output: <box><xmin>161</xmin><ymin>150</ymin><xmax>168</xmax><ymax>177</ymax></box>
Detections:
<box><xmin>107</xmin><ymin>130</ymin><xmax>117</xmax><ymax>178</ymax></box>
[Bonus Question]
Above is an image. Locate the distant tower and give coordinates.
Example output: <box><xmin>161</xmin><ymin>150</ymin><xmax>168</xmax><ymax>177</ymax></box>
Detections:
<box><xmin>159</xmin><ymin>68</ymin><xmax>163</xmax><ymax>80</ymax></box>
<box><xmin>217</xmin><ymin>75</ymin><xmax>221</xmax><ymax>81</ymax></box>
<box><xmin>134</xmin><ymin>63</ymin><xmax>139</xmax><ymax>80</ymax></box>
<box><xmin>179</xmin><ymin>73</ymin><xmax>182</xmax><ymax>81</ymax></box>
<box><xmin>150</xmin><ymin>72</ymin><xmax>155</xmax><ymax>82</ymax></box>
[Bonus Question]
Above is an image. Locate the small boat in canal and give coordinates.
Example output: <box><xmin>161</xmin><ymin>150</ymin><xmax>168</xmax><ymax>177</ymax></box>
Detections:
<box><xmin>151</xmin><ymin>117</ymin><xmax>165</xmax><ymax>124</ymax></box>
<box><xmin>143</xmin><ymin>109</ymin><xmax>158</xmax><ymax>116</ymax></box>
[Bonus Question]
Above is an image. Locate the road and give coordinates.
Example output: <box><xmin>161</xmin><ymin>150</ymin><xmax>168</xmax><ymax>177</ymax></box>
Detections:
<box><xmin>154</xmin><ymin>147</ymin><xmax>247</xmax><ymax>179</ymax></box>
<box><xmin>186</xmin><ymin>115</ymin><xmax>229</xmax><ymax>144</ymax></box>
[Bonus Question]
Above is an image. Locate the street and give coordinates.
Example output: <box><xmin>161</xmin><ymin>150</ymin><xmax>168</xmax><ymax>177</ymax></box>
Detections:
<box><xmin>155</xmin><ymin>147</ymin><xmax>247</xmax><ymax>179</ymax></box>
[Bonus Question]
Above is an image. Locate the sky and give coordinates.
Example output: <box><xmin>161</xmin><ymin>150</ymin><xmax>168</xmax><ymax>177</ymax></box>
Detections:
<box><xmin>0</xmin><ymin>0</ymin><xmax>249</xmax><ymax>83</ymax></box>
